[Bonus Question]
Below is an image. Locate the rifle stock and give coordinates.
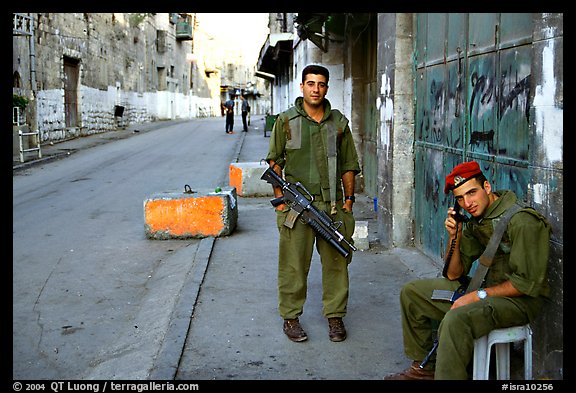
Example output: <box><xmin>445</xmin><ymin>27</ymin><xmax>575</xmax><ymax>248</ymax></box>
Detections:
<box><xmin>261</xmin><ymin>166</ymin><xmax>357</xmax><ymax>258</ymax></box>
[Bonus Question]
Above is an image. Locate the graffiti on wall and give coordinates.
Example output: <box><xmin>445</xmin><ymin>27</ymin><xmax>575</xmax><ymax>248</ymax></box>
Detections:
<box><xmin>415</xmin><ymin>47</ymin><xmax>533</xmax><ymax>257</ymax></box>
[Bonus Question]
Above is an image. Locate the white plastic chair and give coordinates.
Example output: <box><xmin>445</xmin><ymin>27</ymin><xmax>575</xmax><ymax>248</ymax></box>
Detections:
<box><xmin>473</xmin><ymin>324</ymin><xmax>533</xmax><ymax>380</ymax></box>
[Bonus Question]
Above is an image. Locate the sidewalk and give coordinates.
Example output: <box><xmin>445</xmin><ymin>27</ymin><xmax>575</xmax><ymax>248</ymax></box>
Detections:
<box><xmin>172</xmin><ymin>196</ymin><xmax>442</xmax><ymax>380</ymax></box>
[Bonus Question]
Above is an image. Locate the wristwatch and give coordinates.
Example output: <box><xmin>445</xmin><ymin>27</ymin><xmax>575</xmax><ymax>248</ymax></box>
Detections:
<box><xmin>345</xmin><ymin>195</ymin><xmax>355</xmax><ymax>203</ymax></box>
<box><xmin>477</xmin><ymin>289</ymin><xmax>488</xmax><ymax>300</ymax></box>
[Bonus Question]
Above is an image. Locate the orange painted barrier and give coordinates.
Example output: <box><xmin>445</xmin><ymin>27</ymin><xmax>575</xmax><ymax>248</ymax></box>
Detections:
<box><xmin>229</xmin><ymin>165</ymin><xmax>243</xmax><ymax>195</ymax></box>
<box><xmin>144</xmin><ymin>187</ymin><xmax>237</xmax><ymax>239</ymax></box>
<box><xmin>228</xmin><ymin>162</ymin><xmax>273</xmax><ymax>197</ymax></box>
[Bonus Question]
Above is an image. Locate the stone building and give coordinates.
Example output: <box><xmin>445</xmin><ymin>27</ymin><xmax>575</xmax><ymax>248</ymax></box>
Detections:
<box><xmin>13</xmin><ymin>13</ymin><xmax>192</xmax><ymax>143</ymax></box>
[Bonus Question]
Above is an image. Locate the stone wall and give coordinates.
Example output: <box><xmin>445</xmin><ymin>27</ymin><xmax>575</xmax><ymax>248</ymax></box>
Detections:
<box><xmin>14</xmin><ymin>13</ymin><xmax>197</xmax><ymax>143</ymax></box>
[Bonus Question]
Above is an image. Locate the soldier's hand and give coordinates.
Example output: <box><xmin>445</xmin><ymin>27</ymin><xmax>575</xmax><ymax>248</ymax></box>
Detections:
<box><xmin>343</xmin><ymin>200</ymin><xmax>353</xmax><ymax>213</ymax></box>
<box><xmin>450</xmin><ymin>292</ymin><xmax>477</xmax><ymax>310</ymax></box>
<box><xmin>445</xmin><ymin>208</ymin><xmax>461</xmax><ymax>237</ymax></box>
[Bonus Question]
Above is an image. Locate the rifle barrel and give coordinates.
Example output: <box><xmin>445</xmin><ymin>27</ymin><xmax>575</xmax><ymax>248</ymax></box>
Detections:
<box><xmin>419</xmin><ymin>339</ymin><xmax>438</xmax><ymax>369</ymax></box>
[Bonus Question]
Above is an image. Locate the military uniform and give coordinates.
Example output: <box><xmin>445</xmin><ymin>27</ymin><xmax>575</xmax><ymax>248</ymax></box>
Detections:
<box><xmin>266</xmin><ymin>96</ymin><xmax>360</xmax><ymax>320</ymax></box>
<box><xmin>398</xmin><ymin>190</ymin><xmax>551</xmax><ymax>379</ymax></box>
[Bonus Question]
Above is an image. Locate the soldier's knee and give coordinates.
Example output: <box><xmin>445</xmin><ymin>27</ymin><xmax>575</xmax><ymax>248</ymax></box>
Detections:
<box><xmin>400</xmin><ymin>280</ymin><xmax>420</xmax><ymax>301</ymax></box>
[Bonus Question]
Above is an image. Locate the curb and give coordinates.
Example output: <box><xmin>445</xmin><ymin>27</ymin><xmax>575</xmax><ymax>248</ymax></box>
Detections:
<box><xmin>149</xmin><ymin>237</ymin><xmax>215</xmax><ymax>379</ymax></box>
<box><xmin>13</xmin><ymin>151</ymin><xmax>72</xmax><ymax>171</ymax></box>
<box><xmin>150</xmin><ymin>130</ymin><xmax>247</xmax><ymax>378</ymax></box>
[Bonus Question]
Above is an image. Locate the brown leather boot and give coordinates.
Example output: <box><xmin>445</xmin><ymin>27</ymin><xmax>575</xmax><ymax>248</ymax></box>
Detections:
<box><xmin>383</xmin><ymin>361</ymin><xmax>435</xmax><ymax>380</ymax></box>
<box><xmin>328</xmin><ymin>317</ymin><xmax>347</xmax><ymax>342</ymax></box>
<box><xmin>283</xmin><ymin>318</ymin><xmax>308</xmax><ymax>342</ymax></box>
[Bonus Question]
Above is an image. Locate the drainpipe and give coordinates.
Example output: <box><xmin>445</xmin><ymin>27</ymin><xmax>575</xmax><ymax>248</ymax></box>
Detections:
<box><xmin>28</xmin><ymin>14</ymin><xmax>39</xmax><ymax>146</ymax></box>
<box><xmin>29</xmin><ymin>14</ymin><xmax>37</xmax><ymax>93</ymax></box>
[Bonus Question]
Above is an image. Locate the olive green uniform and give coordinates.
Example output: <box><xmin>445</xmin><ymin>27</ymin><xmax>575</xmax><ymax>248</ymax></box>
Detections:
<box><xmin>266</xmin><ymin>97</ymin><xmax>360</xmax><ymax>320</ymax></box>
<box><xmin>399</xmin><ymin>190</ymin><xmax>551</xmax><ymax>379</ymax></box>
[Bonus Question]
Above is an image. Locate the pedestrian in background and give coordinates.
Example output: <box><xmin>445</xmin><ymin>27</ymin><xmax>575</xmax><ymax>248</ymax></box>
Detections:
<box><xmin>384</xmin><ymin>161</ymin><xmax>552</xmax><ymax>380</ymax></box>
<box><xmin>241</xmin><ymin>95</ymin><xmax>250</xmax><ymax>132</ymax></box>
<box><xmin>224</xmin><ymin>97</ymin><xmax>235</xmax><ymax>134</ymax></box>
<box><xmin>265</xmin><ymin>64</ymin><xmax>361</xmax><ymax>343</ymax></box>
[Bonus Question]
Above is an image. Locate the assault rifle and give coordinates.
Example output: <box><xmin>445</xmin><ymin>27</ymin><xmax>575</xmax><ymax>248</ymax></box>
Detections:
<box><xmin>261</xmin><ymin>166</ymin><xmax>357</xmax><ymax>258</ymax></box>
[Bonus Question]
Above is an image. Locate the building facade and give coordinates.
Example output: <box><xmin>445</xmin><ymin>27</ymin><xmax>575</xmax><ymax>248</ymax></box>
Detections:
<box><xmin>13</xmin><ymin>13</ymin><xmax>192</xmax><ymax>142</ymax></box>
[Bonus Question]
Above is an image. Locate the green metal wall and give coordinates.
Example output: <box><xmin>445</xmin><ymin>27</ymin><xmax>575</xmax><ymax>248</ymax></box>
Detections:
<box><xmin>413</xmin><ymin>13</ymin><xmax>534</xmax><ymax>260</ymax></box>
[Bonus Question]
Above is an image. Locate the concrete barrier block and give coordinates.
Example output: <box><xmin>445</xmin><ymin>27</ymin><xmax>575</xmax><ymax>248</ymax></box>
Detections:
<box><xmin>229</xmin><ymin>161</ymin><xmax>273</xmax><ymax>197</ymax></box>
<box><xmin>353</xmin><ymin>220</ymin><xmax>369</xmax><ymax>251</ymax></box>
<box><xmin>144</xmin><ymin>187</ymin><xmax>237</xmax><ymax>239</ymax></box>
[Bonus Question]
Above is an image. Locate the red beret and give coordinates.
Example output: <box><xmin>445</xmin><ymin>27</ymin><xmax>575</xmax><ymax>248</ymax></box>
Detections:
<box><xmin>444</xmin><ymin>161</ymin><xmax>483</xmax><ymax>194</ymax></box>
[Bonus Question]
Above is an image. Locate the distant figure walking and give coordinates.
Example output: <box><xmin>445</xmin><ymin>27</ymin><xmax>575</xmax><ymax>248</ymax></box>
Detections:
<box><xmin>224</xmin><ymin>97</ymin><xmax>235</xmax><ymax>134</ymax></box>
<box><xmin>241</xmin><ymin>95</ymin><xmax>250</xmax><ymax>132</ymax></box>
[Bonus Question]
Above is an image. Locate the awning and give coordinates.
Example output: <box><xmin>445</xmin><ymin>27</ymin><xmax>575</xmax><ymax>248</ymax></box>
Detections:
<box><xmin>294</xmin><ymin>13</ymin><xmax>347</xmax><ymax>52</ymax></box>
<box><xmin>255</xmin><ymin>70</ymin><xmax>275</xmax><ymax>81</ymax></box>
<box><xmin>294</xmin><ymin>13</ymin><xmax>329</xmax><ymax>51</ymax></box>
<box><xmin>257</xmin><ymin>33</ymin><xmax>294</xmax><ymax>76</ymax></box>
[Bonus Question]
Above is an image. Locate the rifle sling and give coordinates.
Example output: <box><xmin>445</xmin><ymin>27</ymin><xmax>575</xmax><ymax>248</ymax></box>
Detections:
<box><xmin>465</xmin><ymin>203</ymin><xmax>522</xmax><ymax>293</ymax></box>
<box><xmin>326</xmin><ymin>122</ymin><xmax>338</xmax><ymax>215</ymax></box>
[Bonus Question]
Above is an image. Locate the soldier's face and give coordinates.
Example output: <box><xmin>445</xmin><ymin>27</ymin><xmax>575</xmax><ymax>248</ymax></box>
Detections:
<box><xmin>453</xmin><ymin>178</ymin><xmax>492</xmax><ymax>218</ymax></box>
<box><xmin>300</xmin><ymin>74</ymin><xmax>328</xmax><ymax>108</ymax></box>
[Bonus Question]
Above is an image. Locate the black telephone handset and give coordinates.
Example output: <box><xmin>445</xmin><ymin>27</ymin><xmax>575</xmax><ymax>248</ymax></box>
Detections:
<box><xmin>453</xmin><ymin>201</ymin><xmax>469</xmax><ymax>223</ymax></box>
<box><xmin>442</xmin><ymin>201</ymin><xmax>469</xmax><ymax>278</ymax></box>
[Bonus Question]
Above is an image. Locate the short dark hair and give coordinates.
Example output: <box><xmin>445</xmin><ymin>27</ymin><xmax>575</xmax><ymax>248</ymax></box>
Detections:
<box><xmin>302</xmin><ymin>64</ymin><xmax>329</xmax><ymax>84</ymax></box>
<box><xmin>473</xmin><ymin>173</ymin><xmax>487</xmax><ymax>187</ymax></box>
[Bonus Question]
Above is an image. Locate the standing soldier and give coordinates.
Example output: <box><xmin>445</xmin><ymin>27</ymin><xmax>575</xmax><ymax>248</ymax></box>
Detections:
<box><xmin>265</xmin><ymin>64</ymin><xmax>361</xmax><ymax>343</ymax></box>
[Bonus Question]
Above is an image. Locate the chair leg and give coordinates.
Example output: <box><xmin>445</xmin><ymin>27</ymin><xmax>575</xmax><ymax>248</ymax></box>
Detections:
<box><xmin>524</xmin><ymin>326</ymin><xmax>533</xmax><ymax>380</ymax></box>
<box><xmin>473</xmin><ymin>335</ymin><xmax>489</xmax><ymax>380</ymax></box>
<box><xmin>495</xmin><ymin>342</ymin><xmax>511</xmax><ymax>379</ymax></box>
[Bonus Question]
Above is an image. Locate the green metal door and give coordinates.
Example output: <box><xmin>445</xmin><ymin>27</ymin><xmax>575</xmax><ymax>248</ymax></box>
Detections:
<box><xmin>413</xmin><ymin>13</ymin><xmax>534</xmax><ymax>261</ymax></box>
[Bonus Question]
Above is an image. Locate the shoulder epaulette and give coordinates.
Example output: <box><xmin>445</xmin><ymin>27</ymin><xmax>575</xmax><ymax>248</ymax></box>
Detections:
<box><xmin>282</xmin><ymin>106</ymin><xmax>300</xmax><ymax>122</ymax></box>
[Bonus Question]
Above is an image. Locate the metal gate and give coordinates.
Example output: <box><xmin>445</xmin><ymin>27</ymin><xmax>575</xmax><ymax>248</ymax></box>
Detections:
<box><xmin>413</xmin><ymin>13</ymin><xmax>534</xmax><ymax>260</ymax></box>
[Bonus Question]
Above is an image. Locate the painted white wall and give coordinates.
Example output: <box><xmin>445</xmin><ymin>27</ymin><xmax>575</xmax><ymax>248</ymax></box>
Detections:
<box><xmin>533</xmin><ymin>39</ymin><xmax>563</xmax><ymax>164</ymax></box>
